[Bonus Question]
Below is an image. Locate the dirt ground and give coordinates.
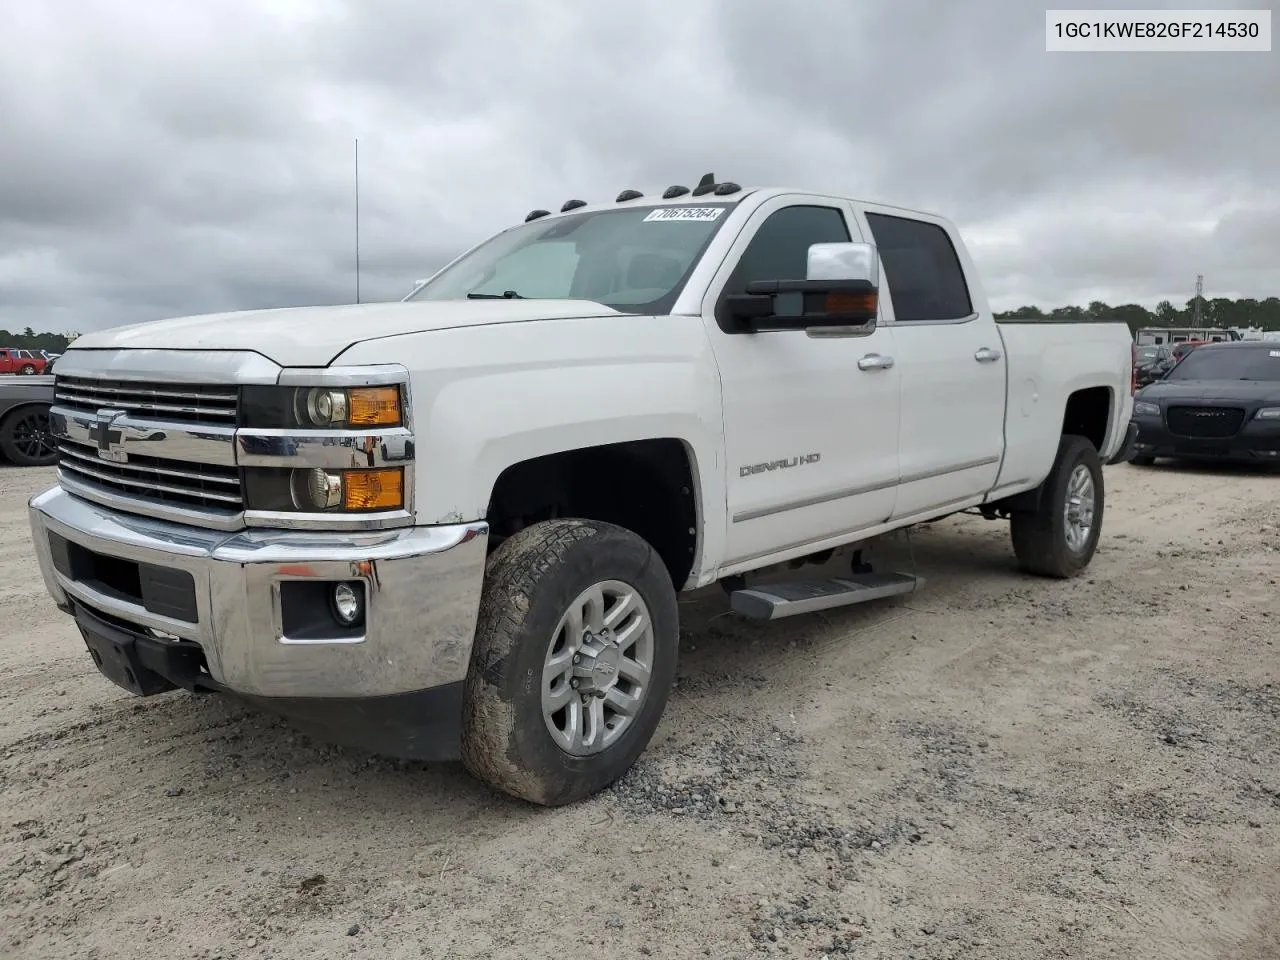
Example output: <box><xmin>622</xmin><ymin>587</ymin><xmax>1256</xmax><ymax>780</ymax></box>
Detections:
<box><xmin>1</xmin><ymin>462</ymin><xmax>1277</xmax><ymax>960</ymax></box>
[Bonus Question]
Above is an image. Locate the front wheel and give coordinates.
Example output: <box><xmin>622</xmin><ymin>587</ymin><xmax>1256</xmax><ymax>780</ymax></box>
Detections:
<box><xmin>19</xmin><ymin>365</ymin><xmax>36</xmax><ymax>375</ymax></box>
<box><xmin>1010</xmin><ymin>434</ymin><xmax>1104</xmax><ymax>578</ymax></box>
<box><xmin>461</xmin><ymin>518</ymin><xmax>679</xmax><ymax>806</ymax></box>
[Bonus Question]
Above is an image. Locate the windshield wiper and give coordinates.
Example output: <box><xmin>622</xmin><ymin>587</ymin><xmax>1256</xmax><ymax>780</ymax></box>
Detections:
<box><xmin>467</xmin><ymin>290</ymin><xmax>525</xmax><ymax>299</ymax></box>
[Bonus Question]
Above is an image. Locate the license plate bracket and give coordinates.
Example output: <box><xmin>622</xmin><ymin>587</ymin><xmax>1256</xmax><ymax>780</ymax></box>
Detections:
<box><xmin>1175</xmin><ymin>443</ymin><xmax>1230</xmax><ymax>457</ymax></box>
<box><xmin>78</xmin><ymin>617</ymin><xmax>177</xmax><ymax>697</ymax></box>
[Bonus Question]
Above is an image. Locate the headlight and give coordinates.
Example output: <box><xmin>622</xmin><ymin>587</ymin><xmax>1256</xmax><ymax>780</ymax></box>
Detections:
<box><xmin>1256</xmin><ymin>407</ymin><xmax>1280</xmax><ymax>420</ymax></box>
<box><xmin>291</xmin><ymin>467</ymin><xmax>404</xmax><ymax>512</ymax></box>
<box><xmin>237</xmin><ymin>375</ymin><xmax>411</xmax><ymax>522</ymax></box>
<box><xmin>246</xmin><ymin>466</ymin><xmax>406</xmax><ymax>514</ymax></box>
<box><xmin>298</xmin><ymin>388</ymin><xmax>348</xmax><ymax>427</ymax></box>
<box><xmin>294</xmin><ymin>386</ymin><xmax>400</xmax><ymax>428</ymax></box>
<box><xmin>1133</xmin><ymin>401</ymin><xmax>1161</xmax><ymax>417</ymax></box>
<box><xmin>241</xmin><ymin>385</ymin><xmax>404</xmax><ymax>429</ymax></box>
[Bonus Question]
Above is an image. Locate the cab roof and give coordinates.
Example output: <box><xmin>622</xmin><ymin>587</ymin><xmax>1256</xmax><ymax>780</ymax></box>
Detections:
<box><xmin>516</xmin><ymin>173</ymin><xmax>945</xmax><ymax>227</ymax></box>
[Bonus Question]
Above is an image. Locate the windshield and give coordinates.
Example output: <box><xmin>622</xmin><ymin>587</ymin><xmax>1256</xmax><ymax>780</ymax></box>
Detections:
<box><xmin>1166</xmin><ymin>347</ymin><xmax>1280</xmax><ymax>381</ymax></box>
<box><xmin>1136</xmin><ymin>347</ymin><xmax>1164</xmax><ymax>360</ymax></box>
<box><xmin>405</xmin><ymin>203</ymin><xmax>736</xmax><ymax>314</ymax></box>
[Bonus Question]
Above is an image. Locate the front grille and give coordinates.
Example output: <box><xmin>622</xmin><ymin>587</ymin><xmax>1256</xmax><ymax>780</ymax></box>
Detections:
<box><xmin>54</xmin><ymin>375</ymin><xmax>238</xmax><ymax>426</ymax></box>
<box><xmin>57</xmin><ymin>438</ymin><xmax>243</xmax><ymax>514</ymax></box>
<box><xmin>1166</xmin><ymin>405</ymin><xmax>1246</xmax><ymax>438</ymax></box>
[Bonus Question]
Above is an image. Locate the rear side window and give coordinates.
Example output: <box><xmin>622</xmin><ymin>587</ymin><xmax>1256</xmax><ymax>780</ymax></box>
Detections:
<box><xmin>865</xmin><ymin>213</ymin><xmax>973</xmax><ymax>322</ymax></box>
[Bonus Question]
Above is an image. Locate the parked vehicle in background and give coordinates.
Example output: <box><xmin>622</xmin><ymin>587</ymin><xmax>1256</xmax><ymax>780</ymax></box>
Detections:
<box><xmin>1171</xmin><ymin>340</ymin><xmax>1207</xmax><ymax>359</ymax></box>
<box><xmin>1148</xmin><ymin>339</ymin><xmax>1208</xmax><ymax>381</ymax></box>
<box><xmin>0</xmin><ymin>349</ymin><xmax>49</xmax><ymax>376</ymax></box>
<box><xmin>1130</xmin><ymin>341</ymin><xmax>1280</xmax><ymax>467</ymax></box>
<box><xmin>1134</xmin><ymin>344</ymin><xmax>1172</xmax><ymax>387</ymax></box>
<box><xmin>27</xmin><ymin>176</ymin><xmax>1137</xmax><ymax>806</ymax></box>
<box><xmin>0</xmin><ymin>376</ymin><xmax>56</xmax><ymax>466</ymax></box>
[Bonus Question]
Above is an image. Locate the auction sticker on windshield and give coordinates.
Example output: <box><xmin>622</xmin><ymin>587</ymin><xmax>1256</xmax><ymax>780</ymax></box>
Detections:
<box><xmin>643</xmin><ymin>208</ymin><xmax>724</xmax><ymax>222</ymax></box>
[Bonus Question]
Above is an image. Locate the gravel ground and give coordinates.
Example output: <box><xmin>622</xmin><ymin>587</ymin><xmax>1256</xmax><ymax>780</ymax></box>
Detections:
<box><xmin>1</xmin><ymin>461</ymin><xmax>1277</xmax><ymax>959</ymax></box>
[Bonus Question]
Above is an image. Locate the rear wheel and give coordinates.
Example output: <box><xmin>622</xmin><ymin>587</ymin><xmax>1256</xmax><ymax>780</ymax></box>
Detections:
<box><xmin>461</xmin><ymin>518</ymin><xmax>679</xmax><ymax>806</ymax></box>
<box><xmin>19</xmin><ymin>364</ymin><xmax>35</xmax><ymax>375</ymax></box>
<box><xmin>0</xmin><ymin>406</ymin><xmax>57</xmax><ymax>466</ymax></box>
<box><xmin>1010</xmin><ymin>434</ymin><xmax>1104</xmax><ymax>578</ymax></box>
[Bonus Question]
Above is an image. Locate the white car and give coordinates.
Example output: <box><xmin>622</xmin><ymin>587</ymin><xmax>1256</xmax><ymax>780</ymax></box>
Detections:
<box><xmin>29</xmin><ymin>176</ymin><xmax>1136</xmax><ymax>805</ymax></box>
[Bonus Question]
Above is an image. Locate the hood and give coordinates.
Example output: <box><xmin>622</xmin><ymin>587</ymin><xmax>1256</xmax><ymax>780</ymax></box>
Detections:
<box><xmin>1140</xmin><ymin>379</ymin><xmax>1280</xmax><ymax>404</ymax></box>
<box><xmin>68</xmin><ymin>300</ymin><xmax>622</xmax><ymax>367</ymax></box>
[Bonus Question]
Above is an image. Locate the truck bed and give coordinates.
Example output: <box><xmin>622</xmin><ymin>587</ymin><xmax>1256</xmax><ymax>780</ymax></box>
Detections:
<box><xmin>993</xmin><ymin>319</ymin><xmax>1134</xmax><ymax>494</ymax></box>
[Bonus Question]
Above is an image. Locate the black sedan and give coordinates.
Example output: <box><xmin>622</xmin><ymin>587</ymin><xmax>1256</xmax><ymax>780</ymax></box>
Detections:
<box><xmin>1129</xmin><ymin>341</ymin><xmax>1280</xmax><ymax>467</ymax></box>
<box><xmin>0</xmin><ymin>374</ymin><xmax>56</xmax><ymax>466</ymax></box>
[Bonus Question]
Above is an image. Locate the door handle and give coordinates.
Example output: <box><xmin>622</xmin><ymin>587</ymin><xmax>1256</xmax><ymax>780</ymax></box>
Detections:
<box><xmin>974</xmin><ymin>347</ymin><xmax>1002</xmax><ymax>363</ymax></box>
<box><xmin>857</xmin><ymin>353</ymin><xmax>895</xmax><ymax>371</ymax></box>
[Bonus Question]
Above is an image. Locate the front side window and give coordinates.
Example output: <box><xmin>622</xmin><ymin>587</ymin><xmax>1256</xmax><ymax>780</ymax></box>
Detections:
<box><xmin>865</xmin><ymin>212</ymin><xmax>973</xmax><ymax>322</ymax></box>
<box><xmin>722</xmin><ymin>205</ymin><xmax>851</xmax><ymax>296</ymax></box>
<box><xmin>407</xmin><ymin>203</ymin><xmax>736</xmax><ymax>315</ymax></box>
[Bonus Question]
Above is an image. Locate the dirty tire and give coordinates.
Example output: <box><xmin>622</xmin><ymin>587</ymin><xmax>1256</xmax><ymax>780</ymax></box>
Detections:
<box><xmin>19</xmin><ymin>364</ymin><xmax>35</xmax><ymax>375</ymax></box>
<box><xmin>1010</xmin><ymin>434</ymin><xmax>1104</xmax><ymax>579</ymax></box>
<box><xmin>1130</xmin><ymin>455</ymin><xmax>1156</xmax><ymax>467</ymax></box>
<box><xmin>461</xmin><ymin>519</ymin><xmax>679</xmax><ymax>806</ymax></box>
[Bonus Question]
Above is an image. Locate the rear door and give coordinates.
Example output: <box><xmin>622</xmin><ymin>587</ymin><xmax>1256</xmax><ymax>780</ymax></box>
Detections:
<box><xmin>705</xmin><ymin>195</ymin><xmax>901</xmax><ymax>570</ymax></box>
<box><xmin>856</xmin><ymin>208</ymin><xmax>1005</xmax><ymax>520</ymax></box>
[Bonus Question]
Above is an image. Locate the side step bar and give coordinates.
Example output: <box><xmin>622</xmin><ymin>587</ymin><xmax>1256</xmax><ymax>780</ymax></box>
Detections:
<box><xmin>729</xmin><ymin>572</ymin><xmax>922</xmax><ymax>621</ymax></box>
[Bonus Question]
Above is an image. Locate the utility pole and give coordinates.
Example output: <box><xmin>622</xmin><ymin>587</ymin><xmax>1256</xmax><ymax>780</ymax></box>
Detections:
<box><xmin>1193</xmin><ymin>273</ymin><xmax>1203</xmax><ymax>328</ymax></box>
<box><xmin>354</xmin><ymin>138</ymin><xmax>361</xmax><ymax>305</ymax></box>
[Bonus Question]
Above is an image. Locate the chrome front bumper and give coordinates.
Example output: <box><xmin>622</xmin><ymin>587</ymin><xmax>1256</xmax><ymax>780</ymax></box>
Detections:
<box><xmin>28</xmin><ymin>486</ymin><xmax>488</xmax><ymax>699</ymax></box>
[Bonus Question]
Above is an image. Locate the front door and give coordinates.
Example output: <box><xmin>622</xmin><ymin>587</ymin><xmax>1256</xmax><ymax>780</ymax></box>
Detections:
<box><xmin>706</xmin><ymin>196</ymin><xmax>902</xmax><ymax>571</ymax></box>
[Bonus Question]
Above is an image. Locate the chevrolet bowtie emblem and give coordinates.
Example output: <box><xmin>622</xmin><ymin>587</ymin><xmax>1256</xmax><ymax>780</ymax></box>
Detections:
<box><xmin>87</xmin><ymin>408</ymin><xmax>129</xmax><ymax>463</ymax></box>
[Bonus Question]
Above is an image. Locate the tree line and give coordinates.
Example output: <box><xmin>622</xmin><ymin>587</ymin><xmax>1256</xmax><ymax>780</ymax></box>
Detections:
<box><xmin>994</xmin><ymin>295</ymin><xmax>1280</xmax><ymax>336</ymax></box>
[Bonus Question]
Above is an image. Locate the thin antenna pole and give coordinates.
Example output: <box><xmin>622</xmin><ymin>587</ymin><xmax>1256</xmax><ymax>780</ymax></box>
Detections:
<box><xmin>354</xmin><ymin>138</ymin><xmax>361</xmax><ymax>304</ymax></box>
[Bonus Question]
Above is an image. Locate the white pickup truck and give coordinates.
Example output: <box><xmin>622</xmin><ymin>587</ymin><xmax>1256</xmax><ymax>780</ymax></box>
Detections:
<box><xmin>29</xmin><ymin>176</ymin><xmax>1137</xmax><ymax>806</ymax></box>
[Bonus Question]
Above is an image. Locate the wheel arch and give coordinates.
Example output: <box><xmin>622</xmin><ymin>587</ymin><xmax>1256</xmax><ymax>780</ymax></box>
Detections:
<box><xmin>0</xmin><ymin>401</ymin><xmax>56</xmax><ymax>465</ymax></box>
<box><xmin>998</xmin><ymin>385</ymin><xmax>1113</xmax><ymax>515</ymax></box>
<box><xmin>1060</xmin><ymin>384</ymin><xmax>1113</xmax><ymax>453</ymax></box>
<box><xmin>0</xmin><ymin>400</ymin><xmax>53</xmax><ymax>431</ymax></box>
<box><xmin>484</xmin><ymin>437</ymin><xmax>706</xmax><ymax>590</ymax></box>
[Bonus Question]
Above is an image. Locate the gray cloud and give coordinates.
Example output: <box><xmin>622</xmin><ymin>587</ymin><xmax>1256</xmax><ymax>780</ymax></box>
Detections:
<box><xmin>0</xmin><ymin>0</ymin><xmax>1276</xmax><ymax>334</ymax></box>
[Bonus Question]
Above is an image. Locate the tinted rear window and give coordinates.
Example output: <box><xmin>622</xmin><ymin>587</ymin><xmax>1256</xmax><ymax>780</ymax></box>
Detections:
<box><xmin>1167</xmin><ymin>348</ymin><xmax>1280</xmax><ymax>381</ymax></box>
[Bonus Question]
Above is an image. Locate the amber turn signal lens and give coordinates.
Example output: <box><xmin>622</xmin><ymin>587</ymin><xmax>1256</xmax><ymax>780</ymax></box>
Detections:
<box><xmin>824</xmin><ymin>291</ymin><xmax>877</xmax><ymax>315</ymax></box>
<box><xmin>342</xmin><ymin>468</ymin><xmax>403</xmax><ymax>511</ymax></box>
<box><xmin>348</xmin><ymin>387</ymin><xmax>401</xmax><ymax>427</ymax></box>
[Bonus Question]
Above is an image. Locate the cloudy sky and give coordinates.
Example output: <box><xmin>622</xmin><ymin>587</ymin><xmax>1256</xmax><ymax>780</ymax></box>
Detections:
<box><xmin>1</xmin><ymin>0</ymin><xmax>1276</xmax><ymax>334</ymax></box>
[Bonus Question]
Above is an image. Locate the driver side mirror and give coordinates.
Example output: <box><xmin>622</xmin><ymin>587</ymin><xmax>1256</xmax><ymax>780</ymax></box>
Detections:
<box><xmin>723</xmin><ymin>242</ymin><xmax>880</xmax><ymax>335</ymax></box>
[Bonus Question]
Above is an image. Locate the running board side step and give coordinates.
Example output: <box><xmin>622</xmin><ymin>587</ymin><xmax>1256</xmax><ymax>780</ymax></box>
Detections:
<box><xmin>729</xmin><ymin>572</ymin><xmax>922</xmax><ymax>621</ymax></box>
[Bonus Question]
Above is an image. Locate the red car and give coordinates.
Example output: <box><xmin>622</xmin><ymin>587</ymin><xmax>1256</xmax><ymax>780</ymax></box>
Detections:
<box><xmin>0</xmin><ymin>348</ymin><xmax>49</xmax><ymax>375</ymax></box>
